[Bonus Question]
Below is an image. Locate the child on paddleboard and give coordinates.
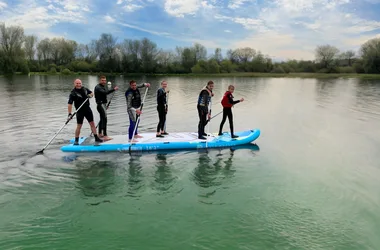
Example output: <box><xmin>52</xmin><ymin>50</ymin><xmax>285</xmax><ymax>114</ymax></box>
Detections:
<box><xmin>218</xmin><ymin>85</ymin><xmax>244</xmax><ymax>138</ymax></box>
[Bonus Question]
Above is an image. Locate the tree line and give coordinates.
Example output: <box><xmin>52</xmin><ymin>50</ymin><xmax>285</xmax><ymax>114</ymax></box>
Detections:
<box><xmin>1</xmin><ymin>22</ymin><xmax>379</xmax><ymax>75</ymax></box>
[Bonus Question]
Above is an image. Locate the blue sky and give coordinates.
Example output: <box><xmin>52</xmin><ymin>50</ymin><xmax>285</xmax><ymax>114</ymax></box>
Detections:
<box><xmin>1</xmin><ymin>0</ymin><xmax>380</xmax><ymax>61</ymax></box>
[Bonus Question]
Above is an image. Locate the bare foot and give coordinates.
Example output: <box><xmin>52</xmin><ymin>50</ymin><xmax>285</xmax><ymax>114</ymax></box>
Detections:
<box><xmin>129</xmin><ymin>139</ymin><xmax>138</xmax><ymax>143</ymax></box>
<box><xmin>103</xmin><ymin>136</ymin><xmax>113</xmax><ymax>141</ymax></box>
<box><xmin>134</xmin><ymin>134</ymin><xmax>143</xmax><ymax>138</ymax></box>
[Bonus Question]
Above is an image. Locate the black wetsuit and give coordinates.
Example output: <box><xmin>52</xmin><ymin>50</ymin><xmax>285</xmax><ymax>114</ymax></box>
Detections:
<box><xmin>197</xmin><ymin>87</ymin><xmax>212</xmax><ymax>139</ymax></box>
<box><xmin>67</xmin><ymin>87</ymin><xmax>93</xmax><ymax>125</ymax></box>
<box><xmin>94</xmin><ymin>83</ymin><xmax>115</xmax><ymax>136</ymax></box>
<box><xmin>219</xmin><ymin>91</ymin><xmax>240</xmax><ymax>137</ymax></box>
<box><xmin>156</xmin><ymin>88</ymin><xmax>167</xmax><ymax>134</ymax></box>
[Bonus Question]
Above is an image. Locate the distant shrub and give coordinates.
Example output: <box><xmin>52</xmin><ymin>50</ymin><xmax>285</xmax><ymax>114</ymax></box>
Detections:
<box><xmin>61</xmin><ymin>68</ymin><xmax>71</xmax><ymax>75</ymax></box>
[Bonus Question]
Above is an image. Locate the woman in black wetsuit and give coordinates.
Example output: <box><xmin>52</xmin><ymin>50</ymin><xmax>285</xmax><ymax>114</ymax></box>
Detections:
<box><xmin>156</xmin><ymin>80</ymin><xmax>169</xmax><ymax>137</ymax></box>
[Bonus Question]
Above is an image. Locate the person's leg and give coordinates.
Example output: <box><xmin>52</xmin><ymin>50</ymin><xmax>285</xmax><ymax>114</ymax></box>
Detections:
<box><xmin>74</xmin><ymin>112</ymin><xmax>84</xmax><ymax>145</ymax></box>
<box><xmin>96</xmin><ymin>104</ymin><xmax>104</xmax><ymax>136</ymax></box>
<box><xmin>85</xmin><ymin>108</ymin><xmax>103</xmax><ymax>142</ymax></box>
<box><xmin>128</xmin><ymin>117</ymin><xmax>138</xmax><ymax>142</ymax></box>
<box><xmin>219</xmin><ymin>108</ymin><xmax>228</xmax><ymax>135</ymax></box>
<box><xmin>227</xmin><ymin>108</ymin><xmax>238</xmax><ymax>138</ymax></box>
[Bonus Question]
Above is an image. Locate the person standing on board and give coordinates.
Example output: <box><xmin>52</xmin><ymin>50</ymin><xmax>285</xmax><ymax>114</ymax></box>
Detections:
<box><xmin>125</xmin><ymin>80</ymin><xmax>151</xmax><ymax>142</ymax></box>
<box><xmin>94</xmin><ymin>75</ymin><xmax>118</xmax><ymax>141</ymax></box>
<box><xmin>67</xmin><ymin>79</ymin><xmax>103</xmax><ymax>145</ymax></box>
<box><xmin>197</xmin><ymin>80</ymin><xmax>214</xmax><ymax>140</ymax></box>
<box><xmin>156</xmin><ymin>80</ymin><xmax>169</xmax><ymax>137</ymax></box>
<box><xmin>218</xmin><ymin>85</ymin><xmax>244</xmax><ymax>138</ymax></box>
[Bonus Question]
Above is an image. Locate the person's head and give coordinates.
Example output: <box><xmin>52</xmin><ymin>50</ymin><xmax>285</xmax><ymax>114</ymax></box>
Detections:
<box><xmin>228</xmin><ymin>85</ymin><xmax>235</xmax><ymax>93</ymax></box>
<box><xmin>207</xmin><ymin>80</ymin><xmax>214</xmax><ymax>91</ymax></box>
<box><xmin>74</xmin><ymin>78</ymin><xmax>82</xmax><ymax>89</ymax></box>
<box><xmin>161</xmin><ymin>80</ymin><xmax>167</xmax><ymax>89</ymax></box>
<box><xmin>99</xmin><ymin>75</ymin><xmax>106</xmax><ymax>85</ymax></box>
<box><xmin>130</xmin><ymin>80</ymin><xmax>137</xmax><ymax>90</ymax></box>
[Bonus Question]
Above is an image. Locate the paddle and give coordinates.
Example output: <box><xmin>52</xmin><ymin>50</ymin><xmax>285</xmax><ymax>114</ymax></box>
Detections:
<box><xmin>206</xmin><ymin>98</ymin><xmax>212</xmax><ymax>148</ymax></box>
<box><xmin>129</xmin><ymin>87</ymin><xmax>149</xmax><ymax>152</ymax></box>
<box><xmin>164</xmin><ymin>90</ymin><xmax>169</xmax><ymax>132</ymax></box>
<box><xmin>90</xmin><ymin>90</ymin><xmax>116</xmax><ymax>137</ymax></box>
<box><xmin>36</xmin><ymin>97</ymin><xmax>89</xmax><ymax>155</ymax></box>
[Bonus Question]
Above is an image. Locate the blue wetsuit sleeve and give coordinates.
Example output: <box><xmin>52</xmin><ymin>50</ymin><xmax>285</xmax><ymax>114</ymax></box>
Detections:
<box><xmin>125</xmin><ymin>91</ymin><xmax>134</xmax><ymax>111</ymax></box>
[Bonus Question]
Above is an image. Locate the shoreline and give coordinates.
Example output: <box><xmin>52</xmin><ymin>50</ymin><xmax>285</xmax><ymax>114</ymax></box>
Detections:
<box><xmin>2</xmin><ymin>72</ymin><xmax>380</xmax><ymax>79</ymax></box>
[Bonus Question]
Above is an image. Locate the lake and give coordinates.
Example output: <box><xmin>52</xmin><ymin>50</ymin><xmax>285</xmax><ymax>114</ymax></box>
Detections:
<box><xmin>0</xmin><ymin>75</ymin><xmax>379</xmax><ymax>249</ymax></box>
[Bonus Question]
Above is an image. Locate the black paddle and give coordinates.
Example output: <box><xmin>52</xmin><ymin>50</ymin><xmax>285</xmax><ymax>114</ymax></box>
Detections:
<box><xmin>36</xmin><ymin>98</ymin><xmax>89</xmax><ymax>155</ymax></box>
<box><xmin>129</xmin><ymin>87</ymin><xmax>149</xmax><ymax>153</ymax></box>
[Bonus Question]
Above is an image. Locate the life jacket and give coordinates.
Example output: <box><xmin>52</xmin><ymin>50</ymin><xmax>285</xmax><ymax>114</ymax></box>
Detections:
<box><xmin>221</xmin><ymin>91</ymin><xmax>233</xmax><ymax>108</ymax></box>
<box><xmin>197</xmin><ymin>86</ymin><xmax>212</xmax><ymax>106</ymax></box>
<box><xmin>125</xmin><ymin>88</ymin><xmax>141</xmax><ymax>108</ymax></box>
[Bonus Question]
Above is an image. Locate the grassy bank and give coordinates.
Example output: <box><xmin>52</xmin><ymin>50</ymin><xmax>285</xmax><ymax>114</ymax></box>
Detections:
<box><xmin>6</xmin><ymin>72</ymin><xmax>380</xmax><ymax>79</ymax></box>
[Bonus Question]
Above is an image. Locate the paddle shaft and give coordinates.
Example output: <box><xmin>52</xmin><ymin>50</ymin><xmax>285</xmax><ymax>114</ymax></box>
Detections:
<box><xmin>164</xmin><ymin>91</ymin><xmax>169</xmax><ymax>131</ymax></box>
<box><xmin>206</xmin><ymin>98</ymin><xmax>212</xmax><ymax>148</ymax></box>
<box><xmin>37</xmin><ymin>97</ymin><xmax>89</xmax><ymax>154</ymax></box>
<box><xmin>129</xmin><ymin>87</ymin><xmax>149</xmax><ymax>150</ymax></box>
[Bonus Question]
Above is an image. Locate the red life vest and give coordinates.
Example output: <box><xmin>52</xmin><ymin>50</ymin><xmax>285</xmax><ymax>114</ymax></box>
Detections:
<box><xmin>221</xmin><ymin>91</ymin><xmax>233</xmax><ymax>108</ymax></box>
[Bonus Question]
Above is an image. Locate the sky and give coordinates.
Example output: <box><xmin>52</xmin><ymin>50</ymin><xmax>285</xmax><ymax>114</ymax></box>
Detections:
<box><xmin>0</xmin><ymin>0</ymin><xmax>380</xmax><ymax>61</ymax></box>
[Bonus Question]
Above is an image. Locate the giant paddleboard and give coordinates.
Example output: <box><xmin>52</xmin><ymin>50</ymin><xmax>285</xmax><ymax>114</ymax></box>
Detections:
<box><xmin>60</xmin><ymin>129</ymin><xmax>260</xmax><ymax>153</ymax></box>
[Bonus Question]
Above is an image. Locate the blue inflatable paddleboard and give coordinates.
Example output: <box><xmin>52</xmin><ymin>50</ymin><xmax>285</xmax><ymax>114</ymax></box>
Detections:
<box><xmin>60</xmin><ymin>129</ymin><xmax>260</xmax><ymax>153</ymax></box>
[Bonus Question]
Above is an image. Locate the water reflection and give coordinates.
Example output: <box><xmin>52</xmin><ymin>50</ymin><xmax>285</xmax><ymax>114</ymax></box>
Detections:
<box><xmin>314</xmin><ymin>79</ymin><xmax>338</xmax><ymax>107</ymax></box>
<box><xmin>74</xmin><ymin>160</ymin><xmax>117</xmax><ymax>199</ymax></box>
<box><xmin>125</xmin><ymin>154</ymin><xmax>145</xmax><ymax>198</ymax></box>
<box><xmin>191</xmin><ymin>144</ymin><xmax>260</xmax><ymax>190</ymax></box>
<box><xmin>151</xmin><ymin>153</ymin><xmax>178</xmax><ymax>194</ymax></box>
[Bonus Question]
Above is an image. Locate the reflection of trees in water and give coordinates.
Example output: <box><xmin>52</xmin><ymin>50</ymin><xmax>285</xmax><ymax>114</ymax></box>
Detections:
<box><xmin>314</xmin><ymin>79</ymin><xmax>338</xmax><ymax>106</ymax></box>
<box><xmin>75</xmin><ymin>160</ymin><xmax>117</xmax><ymax>200</ymax></box>
<box><xmin>353</xmin><ymin>80</ymin><xmax>380</xmax><ymax>109</ymax></box>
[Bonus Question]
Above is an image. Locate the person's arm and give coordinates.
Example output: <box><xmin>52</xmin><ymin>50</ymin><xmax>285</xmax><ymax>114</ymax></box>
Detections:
<box><xmin>125</xmin><ymin>91</ymin><xmax>135</xmax><ymax>112</ymax></box>
<box><xmin>201</xmin><ymin>90</ymin><xmax>210</xmax><ymax>112</ymax></box>
<box><xmin>86</xmin><ymin>88</ymin><xmax>93</xmax><ymax>98</ymax></box>
<box><xmin>228</xmin><ymin>93</ymin><xmax>240</xmax><ymax>105</ymax></box>
<box><xmin>67</xmin><ymin>93</ymin><xmax>74</xmax><ymax>116</ymax></box>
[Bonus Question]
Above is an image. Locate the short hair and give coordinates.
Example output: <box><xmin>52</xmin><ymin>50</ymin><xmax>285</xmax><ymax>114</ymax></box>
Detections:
<box><xmin>228</xmin><ymin>85</ymin><xmax>235</xmax><ymax>89</ymax></box>
<box><xmin>130</xmin><ymin>80</ymin><xmax>136</xmax><ymax>85</ymax></box>
<box><xmin>100</xmin><ymin>75</ymin><xmax>106</xmax><ymax>80</ymax></box>
<box><xmin>161</xmin><ymin>80</ymin><xmax>167</xmax><ymax>85</ymax></box>
<box><xmin>207</xmin><ymin>80</ymin><xmax>214</xmax><ymax>86</ymax></box>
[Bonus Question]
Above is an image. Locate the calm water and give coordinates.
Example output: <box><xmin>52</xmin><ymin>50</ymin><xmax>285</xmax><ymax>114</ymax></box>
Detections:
<box><xmin>0</xmin><ymin>75</ymin><xmax>380</xmax><ymax>249</ymax></box>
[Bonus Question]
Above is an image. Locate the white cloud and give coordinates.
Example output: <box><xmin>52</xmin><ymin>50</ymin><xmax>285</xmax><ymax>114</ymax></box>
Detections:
<box><xmin>117</xmin><ymin>21</ymin><xmax>171</xmax><ymax>36</ymax></box>
<box><xmin>228</xmin><ymin>0</ymin><xmax>249</xmax><ymax>9</ymax></box>
<box><xmin>164</xmin><ymin>0</ymin><xmax>202</xmax><ymax>17</ymax></box>
<box><xmin>0</xmin><ymin>1</ymin><xmax>7</xmax><ymax>10</ymax></box>
<box><xmin>104</xmin><ymin>15</ymin><xmax>116</xmax><ymax>23</ymax></box>
<box><xmin>224</xmin><ymin>29</ymin><xmax>231</xmax><ymax>32</ymax></box>
<box><xmin>123</xmin><ymin>4</ymin><xmax>144</xmax><ymax>12</ymax></box>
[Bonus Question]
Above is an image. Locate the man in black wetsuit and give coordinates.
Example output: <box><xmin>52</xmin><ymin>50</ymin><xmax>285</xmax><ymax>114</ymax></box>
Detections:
<box><xmin>197</xmin><ymin>80</ymin><xmax>214</xmax><ymax>140</ymax></box>
<box><xmin>67</xmin><ymin>79</ymin><xmax>103</xmax><ymax>145</ymax></box>
<box><xmin>94</xmin><ymin>75</ymin><xmax>118</xmax><ymax>141</ymax></box>
<box><xmin>218</xmin><ymin>84</ymin><xmax>244</xmax><ymax>138</ymax></box>
<box><xmin>125</xmin><ymin>80</ymin><xmax>150</xmax><ymax>142</ymax></box>
<box><xmin>156</xmin><ymin>80</ymin><xmax>169</xmax><ymax>137</ymax></box>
